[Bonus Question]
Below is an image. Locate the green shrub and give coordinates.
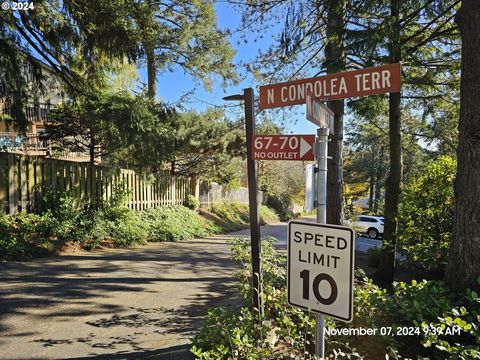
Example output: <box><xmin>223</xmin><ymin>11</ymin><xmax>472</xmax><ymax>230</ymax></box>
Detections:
<box><xmin>0</xmin><ymin>213</ymin><xmax>56</xmax><ymax>260</ymax></box>
<box><xmin>184</xmin><ymin>194</ymin><xmax>200</xmax><ymax>210</ymax></box>
<box><xmin>205</xmin><ymin>202</ymin><xmax>279</xmax><ymax>233</ymax></box>
<box><xmin>192</xmin><ymin>237</ymin><xmax>316</xmax><ymax>359</ymax></box>
<box><xmin>83</xmin><ymin>207</ymin><xmax>148</xmax><ymax>249</ymax></box>
<box><xmin>143</xmin><ymin>206</ymin><xmax>210</xmax><ymax>242</ymax></box>
<box><xmin>80</xmin><ymin>186</ymin><xmax>149</xmax><ymax>248</ymax></box>
<box><xmin>0</xmin><ymin>187</ymin><xmax>150</xmax><ymax>259</ymax></box>
<box><xmin>207</xmin><ymin>202</ymin><xmax>250</xmax><ymax>227</ymax></box>
<box><xmin>265</xmin><ymin>193</ymin><xmax>293</xmax><ymax>221</ymax></box>
<box><xmin>398</xmin><ymin>156</ymin><xmax>455</xmax><ymax>271</ymax></box>
<box><xmin>259</xmin><ymin>205</ymin><xmax>279</xmax><ymax>224</ymax></box>
<box><xmin>192</xmin><ymin>237</ymin><xmax>480</xmax><ymax>359</ymax></box>
<box><xmin>42</xmin><ymin>187</ymin><xmax>78</xmax><ymax>221</ymax></box>
<box><xmin>1</xmin><ymin>195</ymin><xmax>278</xmax><ymax>261</ymax></box>
<box><xmin>41</xmin><ymin>188</ymin><xmax>88</xmax><ymax>242</ymax></box>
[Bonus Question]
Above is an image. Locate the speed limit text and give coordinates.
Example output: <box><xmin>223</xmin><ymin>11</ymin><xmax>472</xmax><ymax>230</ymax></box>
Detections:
<box><xmin>293</xmin><ymin>231</ymin><xmax>348</xmax><ymax>268</ymax></box>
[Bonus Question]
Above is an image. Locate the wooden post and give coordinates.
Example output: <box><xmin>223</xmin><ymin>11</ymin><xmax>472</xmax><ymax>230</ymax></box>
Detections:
<box><xmin>27</xmin><ymin>157</ymin><xmax>35</xmax><ymax>212</ymax></box>
<box><xmin>19</xmin><ymin>156</ymin><xmax>27</xmax><ymax>212</ymax></box>
<box><xmin>7</xmin><ymin>154</ymin><xmax>17</xmax><ymax>215</ymax></box>
<box><xmin>171</xmin><ymin>175</ymin><xmax>176</xmax><ymax>205</ymax></box>
<box><xmin>0</xmin><ymin>153</ymin><xmax>8</xmax><ymax>214</ymax></box>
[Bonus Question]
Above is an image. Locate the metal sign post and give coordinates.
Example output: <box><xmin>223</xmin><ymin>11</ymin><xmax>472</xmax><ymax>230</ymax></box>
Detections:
<box><xmin>262</xmin><ymin>63</ymin><xmax>400</xmax><ymax>360</ymax></box>
<box><xmin>223</xmin><ymin>89</ymin><xmax>263</xmax><ymax>317</ymax></box>
<box><xmin>315</xmin><ymin>126</ymin><xmax>329</xmax><ymax>358</ymax></box>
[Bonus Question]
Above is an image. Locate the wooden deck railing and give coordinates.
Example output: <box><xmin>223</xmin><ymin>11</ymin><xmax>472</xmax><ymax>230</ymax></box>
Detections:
<box><xmin>1</xmin><ymin>102</ymin><xmax>53</xmax><ymax>124</ymax></box>
<box><xmin>0</xmin><ymin>133</ymin><xmax>49</xmax><ymax>151</ymax></box>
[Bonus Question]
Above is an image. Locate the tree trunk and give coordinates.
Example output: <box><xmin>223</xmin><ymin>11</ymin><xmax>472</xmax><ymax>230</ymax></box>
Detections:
<box><xmin>89</xmin><ymin>128</ymin><xmax>95</xmax><ymax>166</ymax></box>
<box><xmin>378</xmin><ymin>0</ymin><xmax>402</xmax><ymax>285</ymax></box>
<box><xmin>324</xmin><ymin>0</ymin><xmax>346</xmax><ymax>225</ymax></box>
<box><xmin>445</xmin><ymin>0</ymin><xmax>480</xmax><ymax>292</ymax></box>
<box><xmin>146</xmin><ymin>46</ymin><xmax>156</xmax><ymax>100</ymax></box>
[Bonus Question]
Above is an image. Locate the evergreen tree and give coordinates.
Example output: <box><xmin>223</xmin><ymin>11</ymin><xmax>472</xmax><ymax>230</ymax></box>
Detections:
<box><xmin>345</xmin><ymin>0</ymin><xmax>460</xmax><ymax>284</ymax></box>
<box><xmin>1</xmin><ymin>0</ymin><xmax>238</xmax><ymax>130</ymax></box>
<box><xmin>43</xmin><ymin>92</ymin><xmax>166</xmax><ymax>166</ymax></box>
<box><xmin>0</xmin><ymin>0</ymin><xmax>145</xmax><ymax>129</ymax></box>
<box><xmin>134</xmin><ymin>0</ymin><xmax>238</xmax><ymax>100</ymax></box>
<box><xmin>445</xmin><ymin>0</ymin><xmax>480</xmax><ymax>291</ymax></box>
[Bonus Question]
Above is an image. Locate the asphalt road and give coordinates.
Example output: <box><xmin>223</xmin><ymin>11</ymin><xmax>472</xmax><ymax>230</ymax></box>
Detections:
<box><xmin>0</xmin><ymin>235</ymin><xmax>242</xmax><ymax>360</ymax></box>
<box><xmin>231</xmin><ymin>220</ymin><xmax>383</xmax><ymax>253</ymax></box>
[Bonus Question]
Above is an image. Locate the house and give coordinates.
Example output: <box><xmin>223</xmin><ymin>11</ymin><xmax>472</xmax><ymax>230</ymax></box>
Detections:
<box><xmin>0</xmin><ymin>59</ymin><xmax>65</xmax><ymax>133</ymax></box>
<box><xmin>0</xmin><ymin>59</ymin><xmax>90</xmax><ymax>161</ymax></box>
<box><xmin>0</xmin><ymin>58</ymin><xmax>65</xmax><ymax>154</ymax></box>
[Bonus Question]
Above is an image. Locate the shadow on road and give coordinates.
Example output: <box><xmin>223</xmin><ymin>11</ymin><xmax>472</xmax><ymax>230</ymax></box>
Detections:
<box><xmin>0</xmin><ymin>237</ymin><xmax>241</xmax><ymax>359</ymax></box>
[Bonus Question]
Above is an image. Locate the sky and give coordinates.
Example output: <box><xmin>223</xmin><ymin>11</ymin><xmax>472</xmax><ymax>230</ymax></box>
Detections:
<box><xmin>136</xmin><ymin>1</ymin><xmax>319</xmax><ymax>135</ymax></box>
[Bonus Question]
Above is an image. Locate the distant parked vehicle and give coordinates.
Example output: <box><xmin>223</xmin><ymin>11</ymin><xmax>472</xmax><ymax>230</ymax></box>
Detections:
<box><xmin>350</xmin><ymin>215</ymin><xmax>384</xmax><ymax>239</ymax></box>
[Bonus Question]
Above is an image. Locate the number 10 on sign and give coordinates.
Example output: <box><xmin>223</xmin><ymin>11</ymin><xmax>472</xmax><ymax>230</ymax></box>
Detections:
<box><xmin>287</xmin><ymin>221</ymin><xmax>354</xmax><ymax>322</ymax></box>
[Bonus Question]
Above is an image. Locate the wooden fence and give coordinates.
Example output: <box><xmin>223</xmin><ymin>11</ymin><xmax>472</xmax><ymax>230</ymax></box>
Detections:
<box><xmin>0</xmin><ymin>153</ymin><xmax>195</xmax><ymax>215</ymax></box>
<box><xmin>199</xmin><ymin>181</ymin><xmax>264</xmax><ymax>208</ymax></box>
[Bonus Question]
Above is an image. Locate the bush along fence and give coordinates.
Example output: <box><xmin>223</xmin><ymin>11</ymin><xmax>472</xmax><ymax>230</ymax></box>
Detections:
<box><xmin>0</xmin><ymin>153</ymin><xmax>195</xmax><ymax>215</ymax></box>
<box><xmin>0</xmin><ymin>153</ymin><xmax>264</xmax><ymax>215</ymax></box>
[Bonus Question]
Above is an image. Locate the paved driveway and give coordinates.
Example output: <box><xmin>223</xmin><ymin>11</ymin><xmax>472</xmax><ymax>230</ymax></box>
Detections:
<box><xmin>0</xmin><ymin>236</ymin><xmax>241</xmax><ymax>360</ymax></box>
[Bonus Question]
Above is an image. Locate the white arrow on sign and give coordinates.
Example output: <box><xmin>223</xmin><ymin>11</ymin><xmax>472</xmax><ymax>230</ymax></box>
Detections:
<box><xmin>300</xmin><ymin>137</ymin><xmax>312</xmax><ymax>158</ymax></box>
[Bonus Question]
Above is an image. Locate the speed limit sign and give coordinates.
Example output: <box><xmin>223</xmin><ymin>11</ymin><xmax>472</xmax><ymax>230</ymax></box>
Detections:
<box><xmin>287</xmin><ymin>220</ymin><xmax>355</xmax><ymax>322</ymax></box>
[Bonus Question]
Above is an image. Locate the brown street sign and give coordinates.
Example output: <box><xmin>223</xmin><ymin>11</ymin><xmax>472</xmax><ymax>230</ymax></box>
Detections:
<box><xmin>259</xmin><ymin>63</ymin><xmax>401</xmax><ymax>109</ymax></box>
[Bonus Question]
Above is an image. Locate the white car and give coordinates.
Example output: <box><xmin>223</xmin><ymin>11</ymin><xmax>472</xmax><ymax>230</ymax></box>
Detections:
<box><xmin>351</xmin><ymin>215</ymin><xmax>384</xmax><ymax>238</ymax></box>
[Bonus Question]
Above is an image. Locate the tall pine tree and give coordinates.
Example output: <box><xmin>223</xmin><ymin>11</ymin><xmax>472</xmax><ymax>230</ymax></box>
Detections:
<box><xmin>445</xmin><ymin>0</ymin><xmax>480</xmax><ymax>291</ymax></box>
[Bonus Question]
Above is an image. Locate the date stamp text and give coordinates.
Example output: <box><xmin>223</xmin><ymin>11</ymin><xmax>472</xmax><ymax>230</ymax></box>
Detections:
<box><xmin>326</xmin><ymin>325</ymin><xmax>462</xmax><ymax>337</ymax></box>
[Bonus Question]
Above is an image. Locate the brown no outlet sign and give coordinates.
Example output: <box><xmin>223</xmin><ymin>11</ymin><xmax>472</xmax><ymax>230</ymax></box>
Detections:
<box><xmin>252</xmin><ymin>135</ymin><xmax>315</xmax><ymax>161</ymax></box>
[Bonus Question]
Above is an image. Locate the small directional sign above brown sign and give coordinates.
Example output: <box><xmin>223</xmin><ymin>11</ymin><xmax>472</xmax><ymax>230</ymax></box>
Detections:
<box><xmin>306</xmin><ymin>90</ymin><xmax>335</xmax><ymax>134</ymax></box>
<box><xmin>259</xmin><ymin>63</ymin><xmax>401</xmax><ymax>109</ymax></box>
<box><xmin>252</xmin><ymin>135</ymin><xmax>315</xmax><ymax>161</ymax></box>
